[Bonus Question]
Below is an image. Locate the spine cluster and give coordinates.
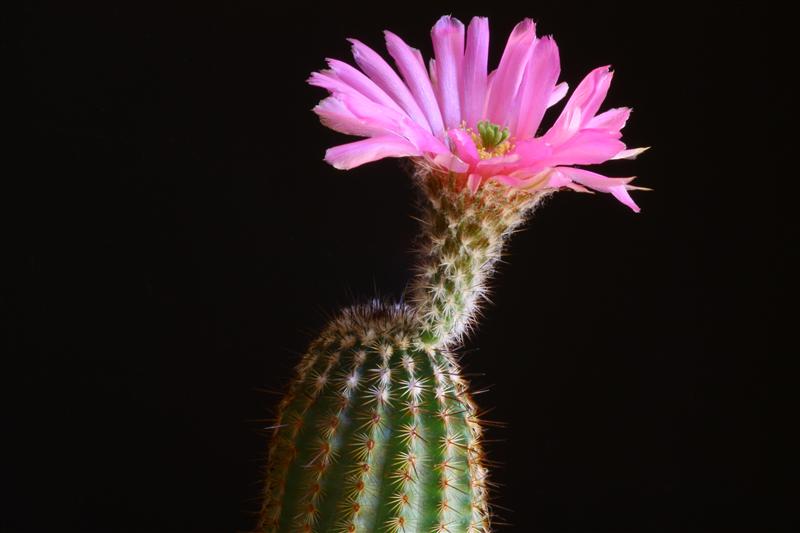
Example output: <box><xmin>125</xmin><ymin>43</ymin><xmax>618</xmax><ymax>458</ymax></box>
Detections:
<box><xmin>408</xmin><ymin>170</ymin><xmax>544</xmax><ymax>348</ymax></box>
<box><xmin>260</xmin><ymin>303</ymin><xmax>490</xmax><ymax>533</ymax></box>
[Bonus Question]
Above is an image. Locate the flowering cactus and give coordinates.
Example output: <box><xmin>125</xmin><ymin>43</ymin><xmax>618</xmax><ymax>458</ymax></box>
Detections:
<box><xmin>259</xmin><ymin>15</ymin><xmax>645</xmax><ymax>533</ymax></box>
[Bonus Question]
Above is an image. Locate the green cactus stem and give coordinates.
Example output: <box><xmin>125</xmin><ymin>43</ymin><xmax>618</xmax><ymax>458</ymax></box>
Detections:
<box><xmin>408</xmin><ymin>169</ymin><xmax>546</xmax><ymax>348</ymax></box>
<box><xmin>259</xmin><ymin>304</ymin><xmax>489</xmax><ymax>533</ymax></box>
<box><xmin>258</xmin><ymin>171</ymin><xmax>544</xmax><ymax>533</ymax></box>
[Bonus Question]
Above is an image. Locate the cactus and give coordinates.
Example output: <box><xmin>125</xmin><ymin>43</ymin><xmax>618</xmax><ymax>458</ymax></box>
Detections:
<box><xmin>259</xmin><ymin>175</ymin><xmax>542</xmax><ymax>533</ymax></box>
<box><xmin>258</xmin><ymin>14</ymin><xmax>644</xmax><ymax>533</ymax></box>
<box><xmin>259</xmin><ymin>304</ymin><xmax>487</xmax><ymax>533</ymax></box>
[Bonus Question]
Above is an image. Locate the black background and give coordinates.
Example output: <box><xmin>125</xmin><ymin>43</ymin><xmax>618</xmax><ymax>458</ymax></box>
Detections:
<box><xmin>7</xmin><ymin>2</ymin><xmax>787</xmax><ymax>532</ymax></box>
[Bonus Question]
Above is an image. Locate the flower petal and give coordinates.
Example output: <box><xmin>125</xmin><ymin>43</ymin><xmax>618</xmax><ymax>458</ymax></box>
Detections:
<box><xmin>491</xmin><ymin>169</ymin><xmax>552</xmax><ymax>190</ymax></box>
<box><xmin>545</xmin><ymin>171</ymin><xmax>593</xmax><ymax>193</ymax></box>
<box><xmin>485</xmin><ymin>18</ymin><xmax>537</xmax><ymax>127</ymax></box>
<box><xmin>431</xmin><ymin>16</ymin><xmax>465</xmax><ymax>130</ymax></box>
<box><xmin>500</xmin><ymin>137</ymin><xmax>553</xmax><ymax>176</ymax></box>
<box><xmin>325</xmin><ymin>59</ymin><xmax>406</xmax><ymax>114</ymax></box>
<box><xmin>550</xmin><ymin>129</ymin><xmax>626</xmax><ymax>166</ymax></box>
<box><xmin>575</xmin><ymin>67</ymin><xmax>614</xmax><ymax>123</ymax></box>
<box><xmin>313</xmin><ymin>96</ymin><xmax>389</xmax><ymax>137</ymax></box>
<box><xmin>544</xmin><ymin>66</ymin><xmax>614</xmax><ymax>145</ymax></box>
<box><xmin>447</xmin><ymin>128</ymin><xmax>480</xmax><ymax>165</ymax></box>
<box><xmin>467</xmin><ymin>173</ymin><xmax>484</xmax><ymax>193</ymax></box>
<box><xmin>474</xmin><ymin>151</ymin><xmax>521</xmax><ymax>176</ymax></box>
<box><xmin>309</xmin><ymin>74</ymin><xmax>410</xmax><ymax>134</ymax></box>
<box><xmin>587</xmin><ymin>106</ymin><xmax>631</xmax><ymax>132</ymax></box>
<box><xmin>313</xmin><ymin>84</ymin><xmax>446</xmax><ymax>154</ymax></box>
<box><xmin>612</xmin><ymin>146</ymin><xmax>650</xmax><ymax>160</ymax></box>
<box><xmin>308</xmin><ymin>71</ymin><xmax>369</xmax><ymax>101</ymax></box>
<box><xmin>309</xmin><ymin>71</ymin><xmax>413</xmax><ymax>132</ymax></box>
<box><xmin>349</xmin><ymin>38</ymin><xmax>432</xmax><ymax>133</ymax></box>
<box><xmin>432</xmin><ymin>152</ymin><xmax>470</xmax><ymax>173</ymax></box>
<box><xmin>514</xmin><ymin>36</ymin><xmax>561</xmax><ymax>138</ymax></box>
<box><xmin>552</xmin><ymin>167</ymin><xmax>641</xmax><ymax>212</ymax></box>
<box><xmin>462</xmin><ymin>16</ymin><xmax>489</xmax><ymax>128</ymax></box>
<box><xmin>325</xmin><ymin>136</ymin><xmax>420</xmax><ymax>170</ymax></box>
<box><xmin>384</xmin><ymin>31</ymin><xmax>446</xmax><ymax>139</ymax></box>
<box><xmin>607</xmin><ymin>184</ymin><xmax>642</xmax><ymax>212</ymax></box>
<box><xmin>547</xmin><ymin>81</ymin><xmax>569</xmax><ymax>108</ymax></box>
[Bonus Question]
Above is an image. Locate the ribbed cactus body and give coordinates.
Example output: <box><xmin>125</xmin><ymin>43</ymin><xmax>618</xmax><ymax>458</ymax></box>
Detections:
<box><xmin>260</xmin><ymin>173</ymin><xmax>544</xmax><ymax>532</ymax></box>
<box><xmin>260</xmin><ymin>304</ymin><xmax>489</xmax><ymax>533</ymax></box>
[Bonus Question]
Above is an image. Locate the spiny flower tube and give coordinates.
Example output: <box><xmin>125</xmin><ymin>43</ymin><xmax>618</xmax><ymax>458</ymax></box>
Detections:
<box><xmin>309</xmin><ymin>15</ymin><xmax>648</xmax><ymax>212</ymax></box>
<box><xmin>259</xmin><ymin>15</ymin><xmax>646</xmax><ymax>533</ymax></box>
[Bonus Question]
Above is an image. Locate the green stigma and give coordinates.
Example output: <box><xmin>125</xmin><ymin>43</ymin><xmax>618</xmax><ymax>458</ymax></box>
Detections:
<box><xmin>476</xmin><ymin>120</ymin><xmax>510</xmax><ymax>149</ymax></box>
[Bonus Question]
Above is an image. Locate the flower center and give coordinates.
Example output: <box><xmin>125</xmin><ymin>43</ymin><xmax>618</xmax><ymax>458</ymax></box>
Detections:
<box><xmin>470</xmin><ymin>120</ymin><xmax>513</xmax><ymax>159</ymax></box>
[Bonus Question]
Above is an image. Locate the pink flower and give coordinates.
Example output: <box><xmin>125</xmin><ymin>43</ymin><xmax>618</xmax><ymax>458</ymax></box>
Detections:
<box><xmin>309</xmin><ymin>16</ymin><xmax>648</xmax><ymax>211</ymax></box>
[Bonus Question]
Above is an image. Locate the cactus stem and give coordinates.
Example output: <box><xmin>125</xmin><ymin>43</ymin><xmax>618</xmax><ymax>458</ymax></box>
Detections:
<box><xmin>406</xmin><ymin>169</ymin><xmax>548</xmax><ymax>349</ymax></box>
<box><xmin>259</xmin><ymin>301</ymin><xmax>492</xmax><ymax>532</ymax></box>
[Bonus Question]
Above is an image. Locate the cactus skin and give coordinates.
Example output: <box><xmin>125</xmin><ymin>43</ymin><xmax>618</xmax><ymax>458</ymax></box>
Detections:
<box><xmin>260</xmin><ymin>173</ymin><xmax>544</xmax><ymax>532</ymax></box>
<box><xmin>259</xmin><ymin>303</ymin><xmax>490</xmax><ymax>533</ymax></box>
<box><xmin>408</xmin><ymin>170</ymin><xmax>545</xmax><ymax>348</ymax></box>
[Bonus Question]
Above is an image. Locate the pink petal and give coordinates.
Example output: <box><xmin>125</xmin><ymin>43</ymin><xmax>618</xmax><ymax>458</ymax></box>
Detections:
<box><xmin>325</xmin><ymin>136</ymin><xmax>420</xmax><ymax>170</ymax></box>
<box><xmin>349</xmin><ymin>39</ymin><xmax>432</xmax><ymax>133</ymax></box>
<box><xmin>486</xmin><ymin>69</ymin><xmax>496</xmax><ymax>98</ymax></box>
<box><xmin>550</xmin><ymin>129</ymin><xmax>626</xmax><ymax>166</ymax></box>
<box><xmin>313</xmin><ymin>96</ymin><xmax>389</xmax><ymax>137</ymax></box>
<box><xmin>309</xmin><ymin>74</ymin><xmax>409</xmax><ymax>134</ymax></box>
<box><xmin>608</xmin><ymin>185</ymin><xmax>642</xmax><ymax>212</ymax></box>
<box><xmin>467</xmin><ymin>173</ymin><xmax>484</xmax><ymax>193</ymax></box>
<box><xmin>576</xmin><ymin>66</ymin><xmax>614</xmax><ymax>122</ymax></box>
<box><xmin>308</xmin><ymin>71</ymin><xmax>368</xmax><ymax>101</ymax></box>
<box><xmin>462</xmin><ymin>16</ymin><xmax>489</xmax><ymax>128</ymax></box>
<box><xmin>432</xmin><ymin>152</ymin><xmax>470</xmax><ymax>173</ymax></box>
<box><xmin>575</xmin><ymin>67</ymin><xmax>614</xmax><ymax>123</ymax></box>
<box><xmin>553</xmin><ymin>167</ymin><xmax>641</xmax><ymax>212</ymax></box>
<box><xmin>485</xmin><ymin>19</ymin><xmax>537</xmax><ymax>127</ymax></box>
<box><xmin>504</xmin><ymin>137</ymin><xmax>554</xmax><ymax>176</ymax></box>
<box><xmin>612</xmin><ymin>146</ymin><xmax>650</xmax><ymax>160</ymax></box>
<box><xmin>550</xmin><ymin>167</ymin><xmax>624</xmax><ymax>191</ymax></box>
<box><xmin>384</xmin><ymin>31</ymin><xmax>446</xmax><ymax>139</ymax></box>
<box><xmin>316</xmin><ymin>88</ymin><xmax>445</xmax><ymax>154</ymax></box>
<box><xmin>309</xmin><ymin>72</ymin><xmax>421</xmax><ymax>139</ymax></box>
<box><xmin>548</xmin><ymin>81</ymin><xmax>569</xmax><ymax>108</ymax></box>
<box><xmin>545</xmin><ymin>66</ymin><xmax>614</xmax><ymax>145</ymax></box>
<box><xmin>447</xmin><ymin>128</ymin><xmax>480</xmax><ymax>165</ymax></box>
<box><xmin>431</xmin><ymin>16</ymin><xmax>465</xmax><ymax>130</ymax></box>
<box><xmin>397</xmin><ymin>116</ymin><xmax>450</xmax><ymax>154</ymax></box>
<box><xmin>325</xmin><ymin>59</ymin><xmax>405</xmax><ymax>114</ymax></box>
<box><xmin>587</xmin><ymin>107</ymin><xmax>631</xmax><ymax>132</ymax></box>
<box><xmin>492</xmin><ymin>169</ymin><xmax>552</xmax><ymax>189</ymax></box>
<box><xmin>474</xmin><ymin>151</ymin><xmax>522</xmax><ymax>177</ymax></box>
<box><xmin>546</xmin><ymin>171</ymin><xmax>593</xmax><ymax>193</ymax></box>
<box><xmin>514</xmin><ymin>36</ymin><xmax>561</xmax><ymax>138</ymax></box>
<box><xmin>546</xmin><ymin>170</ymin><xmax>582</xmax><ymax>190</ymax></box>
